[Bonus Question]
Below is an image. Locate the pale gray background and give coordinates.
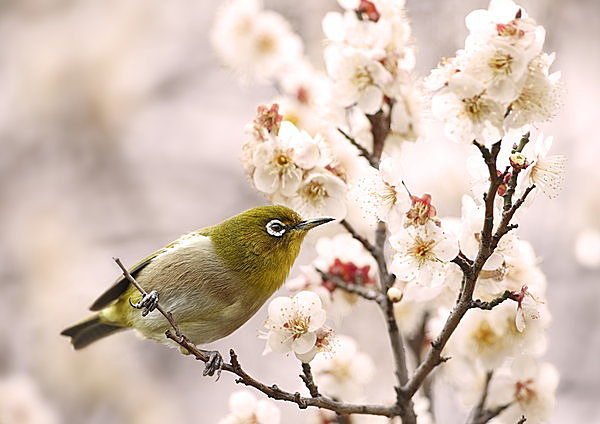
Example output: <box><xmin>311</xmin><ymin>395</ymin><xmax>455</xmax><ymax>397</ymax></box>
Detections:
<box><xmin>0</xmin><ymin>0</ymin><xmax>598</xmax><ymax>423</ymax></box>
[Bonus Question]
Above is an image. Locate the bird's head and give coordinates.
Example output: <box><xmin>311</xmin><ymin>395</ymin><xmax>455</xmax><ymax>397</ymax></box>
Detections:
<box><xmin>209</xmin><ymin>205</ymin><xmax>334</xmax><ymax>288</ymax></box>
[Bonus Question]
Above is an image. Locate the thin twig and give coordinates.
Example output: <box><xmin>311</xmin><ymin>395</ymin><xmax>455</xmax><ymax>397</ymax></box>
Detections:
<box><xmin>516</xmin><ymin>416</ymin><xmax>527</xmax><ymax>424</ymax></box>
<box><xmin>316</xmin><ymin>269</ymin><xmax>385</xmax><ymax>306</ymax></box>
<box><xmin>367</xmin><ymin>109</ymin><xmax>391</xmax><ymax>167</ymax></box>
<box><xmin>340</xmin><ymin>219</ymin><xmax>378</xmax><ymax>257</ymax></box>
<box><xmin>468</xmin><ymin>371</ymin><xmax>493</xmax><ymax>423</ymax></box>
<box><xmin>164</xmin><ymin>333</ymin><xmax>402</xmax><ymax>417</ymax></box>
<box><xmin>116</xmin><ymin>258</ymin><xmax>402</xmax><ymax>417</ymax></box>
<box><xmin>470</xmin><ymin>403</ymin><xmax>512</xmax><ymax>424</ymax></box>
<box><xmin>300</xmin><ymin>363</ymin><xmax>320</xmax><ymax>398</ymax></box>
<box><xmin>337</xmin><ymin>128</ymin><xmax>378</xmax><ymax>168</ymax></box>
<box><xmin>403</xmin><ymin>139</ymin><xmax>530</xmax><ymax>399</ymax></box>
<box><xmin>470</xmin><ymin>291</ymin><xmax>514</xmax><ymax>310</ymax></box>
<box><xmin>113</xmin><ymin>257</ymin><xmax>181</xmax><ymax>335</ymax></box>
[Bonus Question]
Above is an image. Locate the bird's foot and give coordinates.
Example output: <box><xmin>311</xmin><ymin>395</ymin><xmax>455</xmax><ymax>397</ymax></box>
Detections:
<box><xmin>201</xmin><ymin>349</ymin><xmax>224</xmax><ymax>380</ymax></box>
<box><xmin>129</xmin><ymin>290</ymin><xmax>159</xmax><ymax>316</ymax></box>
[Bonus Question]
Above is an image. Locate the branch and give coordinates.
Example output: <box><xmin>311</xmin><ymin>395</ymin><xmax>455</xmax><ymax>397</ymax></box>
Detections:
<box><xmin>316</xmin><ymin>269</ymin><xmax>385</xmax><ymax>306</ymax></box>
<box><xmin>470</xmin><ymin>402</ymin><xmax>512</xmax><ymax>424</ymax></box>
<box><xmin>337</xmin><ymin>128</ymin><xmax>378</xmax><ymax>168</ymax></box>
<box><xmin>300</xmin><ymin>363</ymin><xmax>320</xmax><ymax>398</ymax></box>
<box><xmin>403</xmin><ymin>140</ymin><xmax>512</xmax><ymax>398</ymax></box>
<box><xmin>116</xmin><ymin>258</ymin><xmax>403</xmax><ymax>417</ymax></box>
<box><xmin>452</xmin><ymin>253</ymin><xmax>473</xmax><ymax>274</ymax></box>
<box><xmin>470</xmin><ymin>290</ymin><xmax>514</xmax><ymax>310</ymax></box>
<box><xmin>165</xmin><ymin>333</ymin><xmax>402</xmax><ymax>417</ymax></box>
<box><xmin>340</xmin><ymin>219</ymin><xmax>378</xmax><ymax>257</ymax></box>
<box><xmin>466</xmin><ymin>370</ymin><xmax>514</xmax><ymax>424</ymax></box>
<box><xmin>367</xmin><ymin>108</ymin><xmax>392</xmax><ymax>166</ymax></box>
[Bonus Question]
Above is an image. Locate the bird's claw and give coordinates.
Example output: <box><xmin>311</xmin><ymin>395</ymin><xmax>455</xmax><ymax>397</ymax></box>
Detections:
<box><xmin>129</xmin><ymin>290</ymin><xmax>159</xmax><ymax>316</ymax></box>
<box><xmin>202</xmin><ymin>350</ymin><xmax>224</xmax><ymax>380</ymax></box>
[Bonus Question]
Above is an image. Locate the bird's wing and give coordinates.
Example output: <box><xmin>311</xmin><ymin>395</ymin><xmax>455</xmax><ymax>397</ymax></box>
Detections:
<box><xmin>89</xmin><ymin>231</ymin><xmax>208</xmax><ymax>311</ymax></box>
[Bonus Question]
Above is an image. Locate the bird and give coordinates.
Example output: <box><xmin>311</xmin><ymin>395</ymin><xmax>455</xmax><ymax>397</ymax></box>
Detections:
<box><xmin>61</xmin><ymin>205</ymin><xmax>334</xmax><ymax>375</ymax></box>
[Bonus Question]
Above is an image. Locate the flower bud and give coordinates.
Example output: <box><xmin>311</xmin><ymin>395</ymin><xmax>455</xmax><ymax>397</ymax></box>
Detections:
<box><xmin>509</xmin><ymin>153</ymin><xmax>529</xmax><ymax>170</ymax></box>
<box><xmin>387</xmin><ymin>287</ymin><xmax>403</xmax><ymax>303</ymax></box>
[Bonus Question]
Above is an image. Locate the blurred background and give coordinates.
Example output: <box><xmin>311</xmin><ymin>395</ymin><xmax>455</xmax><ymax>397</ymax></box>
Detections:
<box><xmin>0</xmin><ymin>0</ymin><xmax>598</xmax><ymax>423</ymax></box>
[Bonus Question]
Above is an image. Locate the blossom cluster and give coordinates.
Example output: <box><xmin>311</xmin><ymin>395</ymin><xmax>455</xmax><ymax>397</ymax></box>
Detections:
<box><xmin>241</xmin><ymin>104</ymin><xmax>349</xmax><ymax>219</ymax></box>
<box><xmin>322</xmin><ymin>0</ymin><xmax>421</xmax><ymax>147</ymax></box>
<box><xmin>262</xmin><ymin>291</ymin><xmax>333</xmax><ymax>363</ymax></box>
<box><xmin>427</xmin><ymin>0</ymin><xmax>561</xmax><ymax>145</ymax></box>
<box><xmin>211</xmin><ymin>0</ymin><xmax>563</xmax><ymax>422</ymax></box>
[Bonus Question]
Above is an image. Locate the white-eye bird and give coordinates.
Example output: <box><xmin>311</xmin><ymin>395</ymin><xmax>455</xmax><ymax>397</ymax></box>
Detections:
<box><xmin>62</xmin><ymin>205</ymin><xmax>333</xmax><ymax>373</ymax></box>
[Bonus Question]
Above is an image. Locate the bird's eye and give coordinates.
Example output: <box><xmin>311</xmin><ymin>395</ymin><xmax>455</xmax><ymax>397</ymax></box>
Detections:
<box><xmin>266</xmin><ymin>219</ymin><xmax>286</xmax><ymax>237</ymax></box>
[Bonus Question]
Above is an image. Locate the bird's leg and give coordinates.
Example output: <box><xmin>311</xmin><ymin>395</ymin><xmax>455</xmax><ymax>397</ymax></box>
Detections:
<box><xmin>129</xmin><ymin>290</ymin><xmax>159</xmax><ymax>317</ymax></box>
<box><xmin>200</xmin><ymin>349</ymin><xmax>224</xmax><ymax>380</ymax></box>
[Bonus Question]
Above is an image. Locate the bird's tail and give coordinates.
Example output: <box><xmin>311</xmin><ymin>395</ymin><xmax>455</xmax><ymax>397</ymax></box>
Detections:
<box><xmin>61</xmin><ymin>314</ymin><xmax>125</xmax><ymax>350</ymax></box>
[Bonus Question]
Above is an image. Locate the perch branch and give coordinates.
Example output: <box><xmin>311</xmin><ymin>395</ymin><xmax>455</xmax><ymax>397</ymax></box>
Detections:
<box><xmin>115</xmin><ymin>258</ymin><xmax>403</xmax><ymax>417</ymax></box>
<box><xmin>113</xmin><ymin>257</ymin><xmax>181</xmax><ymax>335</ymax></box>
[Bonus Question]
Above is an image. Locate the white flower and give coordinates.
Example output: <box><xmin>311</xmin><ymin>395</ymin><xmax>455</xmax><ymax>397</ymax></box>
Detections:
<box><xmin>211</xmin><ymin>0</ymin><xmax>303</xmax><ymax>82</ymax></box>
<box><xmin>520</xmin><ymin>133</ymin><xmax>566</xmax><ymax>199</ymax></box>
<box><xmin>431</xmin><ymin>72</ymin><xmax>505</xmax><ymax>145</ymax></box>
<box><xmin>276</xmin><ymin>62</ymin><xmax>332</xmax><ymax>135</ymax></box>
<box><xmin>219</xmin><ymin>390</ymin><xmax>280</xmax><ymax>424</ymax></box>
<box><xmin>489</xmin><ymin>357</ymin><xmax>559</xmax><ymax>424</ymax></box>
<box><xmin>325</xmin><ymin>46</ymin><xmax>393</xmax><ymax>114</ymax></box>
<box><xmin>464</xmin><ymin>0</ymin><xmax>545</xmax><ymax>59</ymax></box>
<box><xmin>353</xmin><ymin>156</ymin><xmax>410</xmax><ymax>228</ymax></box>
<box><xmin>389</xmin><ymin>83</ymin><xmax>422</xmax><ymax>142</ymax></box>
<box><xmin>251</xmin><ymin>121</ymin><xmax>320</xmax><ymax>196</ymax></box>
<box><xmin>287</xmin><ymin>171</ymin><xmax>348</xmax><ymax>220</ymax></box>
<box><xmin>448</xmin><ymin>300</ymin><xmax>549</xmax><ymax>369</ymax></box>
<box><xmin>461</xmin><ymin>41</ymin><xmax>529</xmax><ymax>103</ymax></box>
<box><xmin>574</xmin><ymin>228</ymin><xmax>600</xmax><ymax>269</ymax></box>
<box><xmin>264</xmin><ymin>291</ymin><xmax>327</xmax><ymax>358</ymax></box>
<box><xmin>505</xmin><ymin>53</ymin><xmax>561</xmax><ymax>129</ymax></box>
<box><xmin>389</xmin><ymin>221</ymin><xmax>459</xmax><ymax>286</ymax></box>
<box><xmin>322</xmin><ymin>10</ymin><xmax>392</xmax><ymax>52</ymax></box>
<box><xmin>310</xmin><ymin>335</ymin><xmax>374</xmax><ymax>401</ymax></box>
<box><xmin>0</xmin><ymin>375</ymin><xmax>58</xmax><ymax>424</ymax></box>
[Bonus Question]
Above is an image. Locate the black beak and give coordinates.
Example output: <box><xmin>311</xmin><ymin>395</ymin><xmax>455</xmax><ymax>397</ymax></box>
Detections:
<box><xmin>295</xmin><ymin>217</ymin><xmax>335</xmax><ymax>231</ymax></box>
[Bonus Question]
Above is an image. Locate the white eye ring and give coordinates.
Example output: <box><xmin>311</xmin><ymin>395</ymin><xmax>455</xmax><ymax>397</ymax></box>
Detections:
<box><xmin>266</xmin><ymin>219</ymin><xmax>286</xmax><ymax>237</ymax></box>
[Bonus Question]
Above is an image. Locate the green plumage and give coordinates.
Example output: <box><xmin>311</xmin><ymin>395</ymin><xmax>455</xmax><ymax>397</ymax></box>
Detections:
<box><xmin>61</xmin><ymin>206</ymin><xmax>333</xmax><ymax>350</ymax></box>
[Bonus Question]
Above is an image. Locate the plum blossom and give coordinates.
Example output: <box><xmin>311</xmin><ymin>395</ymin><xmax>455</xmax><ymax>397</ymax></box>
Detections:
<box><xmin>389</xmin><ymin>221</ymin><xmax>459</xmax><ymax>287</ymax></box>
<box><xmin>287</xmin><ymin>171</ymin><xmax>348</xmax><ymax>220</ymax></box>
<box><xmin>505</xmin><ymin>53</ymin><xmax>561</xmax><ymax>129</ymax></box>
<box><xmin>520</xmin><ymin>133</ymin><xmax>566</xmax><ymax>199</ymax></box>
<box><xmin>431</xmin><ymin>72</ymin><xmax>505</xmax><ymax>145</ymax></box>
<box><xmin>464</xmin><ymin>0</ymin><xmax>545</xmax><ymax>57</ymax></box>
<box><xmin>461</xmin><ymin>41</ymin><xmax>530</xmax><ymax>103</ymax></box>
<box><xmin>325</xmin><ymin>46</ymin><xmax>392</xmax><ymax>114</ymax></box>
<box><xmin>448</xmin><ymin>300</ymin><xmax>549</xmax><ymax>369</ymax></box>
<box><xmin>488</xmin><ymin>357</ymin><xmax>559</xmax><ymax>424</ymax></box>
<box><xmin>218</xmin><ymin>390</ymin><xmax>280</xmax><ymax>424</ymax></box>
<box><xmin>251</xmin><ymin>121</ymin><xmax>320</xmax><ymax>196</ymax></box>
<box><xmin>353</xmin><ymin>156</ymin><xmax>410</xmax><ymax>228</ymax></box>
<box><xmin>211</xmin><ymin>0</ymin><xmax>302</xmax><ymax>82</ymax></box>
<box><xmin>264</xmin><ymin>291</ymin><xmax>328</xmax><ymax>360</ymax></box>
<box><xmin>310</xmin><ymin>335</ymin><xmax>374</xmax><ymax>401</ymax></box>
